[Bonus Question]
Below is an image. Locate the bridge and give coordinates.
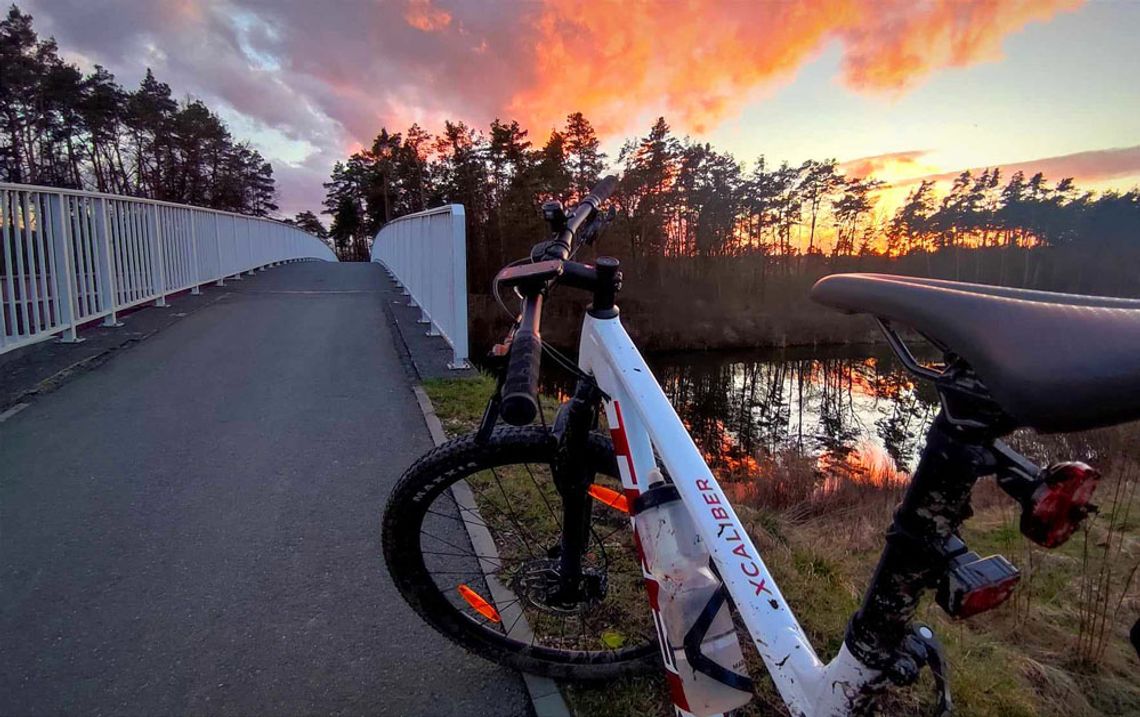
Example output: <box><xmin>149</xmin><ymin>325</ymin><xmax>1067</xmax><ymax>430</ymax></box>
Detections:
<box><xmin>0</xmin><ymin>185</ymin><xmax>550</xmax><ymax>715</ymax></box>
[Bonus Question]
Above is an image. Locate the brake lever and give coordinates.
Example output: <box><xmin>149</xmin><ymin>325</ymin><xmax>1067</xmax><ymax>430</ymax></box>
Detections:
<box><xmin>579</xmin><ymin>208</ymin><xmax>614</xmax><ymax>248</ymax></box>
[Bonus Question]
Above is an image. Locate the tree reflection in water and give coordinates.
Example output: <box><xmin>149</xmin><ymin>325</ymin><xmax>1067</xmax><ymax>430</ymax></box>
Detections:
<box><xmin>649</xmin><ymin>346</ymin><xmax>940</xmax><ymax>508</ymax></box>
<box><xmin>541</xmin><ymin>345</ymin><xmax>940</xmax><ymax>508</ymax></box>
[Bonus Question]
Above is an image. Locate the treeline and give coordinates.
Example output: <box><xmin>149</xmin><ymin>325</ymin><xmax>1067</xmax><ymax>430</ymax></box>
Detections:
<box><xmin>324</xmin><ymin>110</ymin><xmax>1139</xmax><ymax>349</ymax></box>
<box><xmin>0</xmin><ymin>5</ymin><xmax>277</xmax><ymax>215</ymax></box>
<box><xmin>888</xmin><ymin>172</ymin><xmax>1138</xmax><ymax>260</ymax></box>
<box><xmin>325</xmin><ymin>112</ymin><xmax>1138</xmax><ymax>272</ymax></box>
<box><xmin>322</xmin><ymin>113</ymin><xmax>605</xmax><ymax>263</ymax></box>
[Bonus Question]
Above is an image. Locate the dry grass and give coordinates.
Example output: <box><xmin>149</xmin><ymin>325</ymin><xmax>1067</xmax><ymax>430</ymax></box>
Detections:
<box><xmin>423</xmin><ymin>375</ymin><xmax>1140</xmax><ymax>716</ymax></box>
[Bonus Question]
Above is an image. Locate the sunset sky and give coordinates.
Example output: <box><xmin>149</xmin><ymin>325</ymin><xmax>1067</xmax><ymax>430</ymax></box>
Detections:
<box><xmin>24</xmin><ymin>0</ymin><xmax>1140</xmax><ymax>217</ymax></box>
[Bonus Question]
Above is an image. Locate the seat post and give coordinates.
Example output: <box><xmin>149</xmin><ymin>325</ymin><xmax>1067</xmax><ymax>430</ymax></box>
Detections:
<box><xmin>844</xmin><ymin>410</ymin><xmax>996</xmax><ymax>669</ymax></box>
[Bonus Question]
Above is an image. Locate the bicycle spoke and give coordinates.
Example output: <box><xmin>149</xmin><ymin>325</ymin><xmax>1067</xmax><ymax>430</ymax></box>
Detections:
<box><xmin>503</xmin><ymin>602</ymin><xmax>528</xmax><ymax>639</ymax></box>
<box><xmin>407</xmin><ymin>439</ymin><xmax>654</xmax><ymax>660</ymax></box>
<box><xmin>425</xmin><ymin>506</ymin><xmax>494</xmax><ymax>532</ymax></box>
<box><xmin>524</xmin><ymin>462</ymin><xmax>562</xmax><ymax>529</ymax></box>
<box><xmin>419</xmin><ymin>530</ymin><xmax>504</xmax><ymax>565</ymax></box>
<box><xmin>419</xmin><ymin>549</ymin><xmax>503</xmax><ymax>564</ymax></box>
<box><xmin>462</xmin><ymin>476</ymin><xmax>538</xmax><ymax>561</ymax></box>
<box><xmin>488</xmin><ymin>466</ymin><xmax>542</xmax><ymax>558</ymax></box>
<box><xmin>427</xmin><ymin>570</ymin><xmax>504</xmax><ymax>576</ymax></box>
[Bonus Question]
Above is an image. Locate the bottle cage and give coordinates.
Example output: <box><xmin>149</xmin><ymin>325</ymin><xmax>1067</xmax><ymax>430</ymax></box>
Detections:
<box><xmin>683</xmin><ymin>586</ymin><xmax>755</xmax><ymax>695</ymax></box>
<box><xmin>632</xmin><ymin>484</ymin><xmax>754</xmax><ymax>695</ymax></box>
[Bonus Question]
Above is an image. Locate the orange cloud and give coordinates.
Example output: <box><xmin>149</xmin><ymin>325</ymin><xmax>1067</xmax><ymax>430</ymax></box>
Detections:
<box><xmin>840</xmin><ymin>150</ymin><xmax>931</xmax><ymax>179</ymax></box>
<box><xmin>839</xmin><ymin>0</ymin><xmax>1083</xmax><ymax>92</ymax></box>
<box><xmin>907</xmin><ymin>145</ymin><xmax>1140</xmax><ymax>186</ymax></box>
<box><xmin>29</xmin><ymin>0</ymin><xmax>1091</xmax><ymax>215</ymax></box>
<box><xmin>404</xmin><ymin>0</ymin><xmax>452</xmax><ymax>32</ymax></box>
<box><xmin>859</xmin><ymin>145</ymin><xmax>1140</xmax><ymax>219</ymax></box>
<box><xmin>508</xmin><ymin>0</ymin><xmax>1082</xmax><ymax>136</ymax></box>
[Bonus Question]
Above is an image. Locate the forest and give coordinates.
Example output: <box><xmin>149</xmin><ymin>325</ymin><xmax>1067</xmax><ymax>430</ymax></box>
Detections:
<box><xmin>324</xmin><ymin>111</ymin><xmax>1140</xmax><ymax>351</ymax></box>
<box><xmin>5</xmin><ymin>2</ymin><xmax>1138</xmax><ymax>353</ymax></box>
<box><xmin>0</xmin><ymin>5</ymin><xmax>278</xmax><ymax>216</ymax></box>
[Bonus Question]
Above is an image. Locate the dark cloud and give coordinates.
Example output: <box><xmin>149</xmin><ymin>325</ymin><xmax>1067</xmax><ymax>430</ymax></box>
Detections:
<box><xmin>25</xmin><ymin>0</ymin><xmax>533</xmax><ymax>213</ymax></box>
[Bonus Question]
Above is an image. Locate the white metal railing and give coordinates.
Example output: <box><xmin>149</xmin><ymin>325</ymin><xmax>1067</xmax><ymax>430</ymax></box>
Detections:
<box><xmin>371</xmin><ymin>204</ymin><xmax>469</xmax><ymax>368</ymax></box>
<box><xmin>0</xmin><ymin>182</ymin><xmax>337</xmax><ymax>354</ymax></box>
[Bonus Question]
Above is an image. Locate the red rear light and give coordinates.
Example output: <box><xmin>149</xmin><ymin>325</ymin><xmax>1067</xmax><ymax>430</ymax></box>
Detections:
<box><xmin>1021</xmin><ymin>462</ymin><xmax>1099</xmax><ymax>548</ymax></box>
<box><xmin>957</xmin><ymin>571</ymin><xmax>1020</xmax><ymax>618</ymax></box>
<box><xmin>937</xmin><ymin>552</ymin><xmax>1020</xmax><ymax>618</ymax></box>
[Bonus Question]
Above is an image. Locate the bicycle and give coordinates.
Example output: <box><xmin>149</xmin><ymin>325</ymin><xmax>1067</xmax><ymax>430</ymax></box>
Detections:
<box><xmin>381</xmin><ymin>176</ymin><xmax>1140</xmax><ymax>715</ymax></box>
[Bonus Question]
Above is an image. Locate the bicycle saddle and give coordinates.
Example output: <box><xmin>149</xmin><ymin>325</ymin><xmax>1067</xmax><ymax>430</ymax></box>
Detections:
<box><xmin>811</xmin><ymin>273</ymin><xmax>1140</xmax><ymax>433</ymax></box>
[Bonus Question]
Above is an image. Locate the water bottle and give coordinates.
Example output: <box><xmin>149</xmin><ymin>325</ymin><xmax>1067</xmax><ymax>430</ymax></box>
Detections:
<box><xmin>634</xmin><ymin>470</ymin><xmax>753</xmax><ymax>716</ymax></box>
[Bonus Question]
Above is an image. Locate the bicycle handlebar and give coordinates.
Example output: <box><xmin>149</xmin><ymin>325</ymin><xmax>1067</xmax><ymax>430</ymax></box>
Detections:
<box><xmin>583</xmin><ymin>175</ymin><xmax>618</xmax><ymax>210</ymax></box>
<box><xmin>542</xmin><ymin>175</ymin><xmax>618</xmax><ymax>261</ymax></box>
<box><xmin>499</xmin><ymin>176</ymin><xmax>617</xmax><ymax>425</ymax></box>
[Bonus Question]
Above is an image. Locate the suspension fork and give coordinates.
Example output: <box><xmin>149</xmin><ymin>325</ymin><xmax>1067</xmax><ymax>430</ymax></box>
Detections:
<box><xmin>845</xmin><ymin>411</ymin><xmax>995</xmax><ymax>676</ymax></box>
<box><xmin>551</xmin><ymin>378</ymin><xmax>604</xmax><ymax>592</ymax></box>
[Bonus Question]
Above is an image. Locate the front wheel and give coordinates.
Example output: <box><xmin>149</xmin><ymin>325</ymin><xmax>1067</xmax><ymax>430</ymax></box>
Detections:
<box><xmin>381</xmin><ymin>425</ymin><xmax>658</xmax><ymax>680</ymax></box>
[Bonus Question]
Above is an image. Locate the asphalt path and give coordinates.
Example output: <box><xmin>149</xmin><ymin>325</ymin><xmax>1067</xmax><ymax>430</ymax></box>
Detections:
<box><xmin>0</xmin><ymin>262</ymin><xmax>530</xmax><ymax>716</ymax></box>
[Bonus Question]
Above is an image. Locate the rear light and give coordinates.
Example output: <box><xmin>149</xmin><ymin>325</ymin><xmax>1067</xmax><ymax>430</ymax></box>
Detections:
<box><xmin>937</xmin><ymin>552</ymin><xmax>1020</xmax><ymax>619</ymax></box>
<box><xmin>1021</xmin><ymin>462</ymin><xmax>1099</xmax><ymax>548</ymax></box>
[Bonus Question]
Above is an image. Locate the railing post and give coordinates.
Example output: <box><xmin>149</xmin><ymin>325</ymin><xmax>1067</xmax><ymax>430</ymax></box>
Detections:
<box><xmin>188</xmin><ymin>209</ymin><xmax>202</xmax><ymax>295</ymax></box>
<box><xmin>48</xmin><ymin>193</ymin><xmax>83</xmax><ymax>343</ymax></box>
<box><xmin>214</xmin><ymin>215</ymin><xmax>225</xmax><ymax>286</ymax></box>
<box><xmin>406</xmin><ymin>222</ymin><xmax>416</xmax><ymax>306</ymax></box>
<box><xmin>1</xmin><ymin>189</ymin><xmax>12</xmax><ymax>350</ymax></box>
<box><xmin>93</xmin><ymin>198</ymin><xmax>122</xmax><ymax>327</ymax></box>
<box><xmin>399</xmin><ymin>223</ymin><xmax>409</xmax><ymax>295</ymax></box>
<box><xmin>151</xmin><ymin>204</ymin><xmax>169</xmax><ymax>307</ymax></box>
<box><xmin>257</xmin><ymin>222</ymin><xmax>268</xmax><ymax>270</ymax></box>
<box><xmin>230</xmin><ymin>218</ymin><xmax>243</xmax><ymax>281</ymax></box>
<box><xmin>244</xmin><ymin>219</ymin><xmax>256</xmax><ymax>276</ymax></box>
<box><xmin>417</xmin><ymin>216</ymin><xmax>433</xmax><ymax>327</ymax></box>
<box><xmin>448</xmin><ymin>205</ymin><xmax>469</xmax><ymax>369</ymax></box>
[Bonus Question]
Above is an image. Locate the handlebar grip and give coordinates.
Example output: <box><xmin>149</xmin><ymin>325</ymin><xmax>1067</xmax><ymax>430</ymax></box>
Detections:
<box><xmin>500</xmin><ymin>330</ymin><xmax>542</xmax><ymax>425</ymax></box>
<box><xmin>500</xmin><ymin>294</ymin><xmax>543</xmax><ymax>426</ymax></box>
<box><xmin>586</xmin><ymin>175</ymin><xmax>618</xmax><ymax>206</ymax></box>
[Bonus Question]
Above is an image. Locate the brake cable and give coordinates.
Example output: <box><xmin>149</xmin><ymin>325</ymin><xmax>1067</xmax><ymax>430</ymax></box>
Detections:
<box><xmin>493</xmin><ymin>256</ymin><xmax>533</xmax><ymax>319</ymax></box>
<box><xmin>488</xmin><ymin>202</ymin><xmax>613</xmax><ymax>413</ymax></box>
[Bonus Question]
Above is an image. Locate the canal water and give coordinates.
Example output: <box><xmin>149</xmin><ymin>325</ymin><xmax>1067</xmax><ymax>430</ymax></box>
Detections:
<box><xmin>544</xmin><ymin>344</ymin><xmax>942</xmax><ymax>504</ymax></box>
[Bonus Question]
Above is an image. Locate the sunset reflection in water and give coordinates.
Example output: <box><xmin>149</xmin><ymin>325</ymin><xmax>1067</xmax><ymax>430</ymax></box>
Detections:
<box><xmin>546</xmin><ymin>345</ymin><xmax>939</xmax><ymax>507</ymax></box>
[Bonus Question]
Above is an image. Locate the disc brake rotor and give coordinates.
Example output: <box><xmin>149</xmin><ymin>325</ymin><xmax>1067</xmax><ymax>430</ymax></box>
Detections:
<box><xmin>510</xmin><ymin>558</ymin><xmax>608</xmax><ymax>616</ymax></box>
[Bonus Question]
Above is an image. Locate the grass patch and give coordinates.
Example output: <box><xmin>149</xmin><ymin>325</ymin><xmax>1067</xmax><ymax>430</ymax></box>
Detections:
<box><xmin>422</xmin><ymin>375</ymin><xmax>1140</xmax><ymax>716</ymax></box>
<box><xmin>422</xmin><ymin>374</ymin><xmax>498</xmax><ymax>435</ymax></box>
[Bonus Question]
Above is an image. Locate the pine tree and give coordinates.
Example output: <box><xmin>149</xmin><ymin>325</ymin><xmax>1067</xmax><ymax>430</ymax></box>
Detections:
<box><xmin>1</xmin><ymin>5</ymin><xmax>278</xmax><ymax>215</ymax></box>
<box><xmin>563</xmin><ymin>112</ymin><xmax>605</xmax><ymax>200</ymax></box>
<box><xmin>292</xmin><ymin>210</ymin><xmax>327</xmax><ymax>238</ymax></box>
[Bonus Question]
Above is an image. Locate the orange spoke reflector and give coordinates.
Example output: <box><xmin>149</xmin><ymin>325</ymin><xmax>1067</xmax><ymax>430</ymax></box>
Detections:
<box><xmin>588</xmin><ymin>485</ymin><xmax>630</xmax><ymax>513</ymax></box>
<box><xmin>458</xmin><ymin>584</ymin><xmax>501</xmax><ymax>623</ymax></box>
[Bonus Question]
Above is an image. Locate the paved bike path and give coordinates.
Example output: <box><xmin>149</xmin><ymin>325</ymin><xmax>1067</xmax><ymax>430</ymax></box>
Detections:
<box><xmin>0</xmin><ymin>262</ymin><xmax>530</xmax><ymax>715</ymax></box>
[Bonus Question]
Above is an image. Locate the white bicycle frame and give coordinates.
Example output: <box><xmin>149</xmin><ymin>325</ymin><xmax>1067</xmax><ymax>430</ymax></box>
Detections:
<box><xmin>577</xmin><ymin>311</ymin><xmax>882</xmax><ymax>717</ymax></box>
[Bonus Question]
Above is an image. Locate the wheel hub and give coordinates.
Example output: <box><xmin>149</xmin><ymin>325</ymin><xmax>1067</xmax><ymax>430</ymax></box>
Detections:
<box><xmin>510</xmin><ymin>558</ymin><xmax>607</xmax><ymax>615</ymax></box>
